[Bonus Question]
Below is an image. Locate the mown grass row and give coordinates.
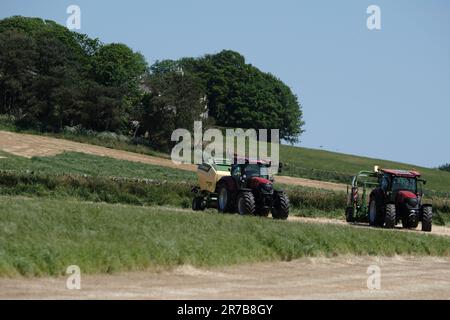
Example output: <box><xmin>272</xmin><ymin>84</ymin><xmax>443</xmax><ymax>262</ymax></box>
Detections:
<box><xmin>1</xmin><ymin>197</ymin><xmax>450</xmax><ymax>277</ymax></box>
<box><xmin>0</xmin><ymin>116</ymin><xmax>169</xmax><ymax>159</ymax></box>
<box><xmin>0</xmin><ymin>151</ymin><xmax>195</xmax><ymax>182</ymax></box>
<box><xmin>1</xmin><ymin>170</ymin><xmax>449</xmax><ymax>224</ymax></box>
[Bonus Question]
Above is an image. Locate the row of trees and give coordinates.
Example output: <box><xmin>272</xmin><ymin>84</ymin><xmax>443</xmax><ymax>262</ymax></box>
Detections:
<box><xmin>0</xmin><ymin>16</ymin><xmax>304</xmax><ymax>150</ymax></box>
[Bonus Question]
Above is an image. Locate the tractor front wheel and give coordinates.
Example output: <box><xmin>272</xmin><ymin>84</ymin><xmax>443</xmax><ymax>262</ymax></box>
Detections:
<box><xmin>384</xmin><ymin>204</ymin><xmax>396</xmax><ymax>229</ymax></box>
<box><xmin>421</xmin><ymin>206</ymin><xmax>432</xmax><ymax>232</ymax></box>
<box><xmin>237</xmin><ymin>192</ymin><xmax>256</xmax><ymax>216</ymax></box>
<box><xmin>272</xmin><ymin>193</ymin><xmax>289</xmax><ymax>220</ymax></box>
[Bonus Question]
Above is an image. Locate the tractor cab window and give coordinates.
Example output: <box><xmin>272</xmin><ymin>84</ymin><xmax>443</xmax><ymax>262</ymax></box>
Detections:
<box><xmin>380</xmin><ymin>174</ymin><xmax>390</xmax><ymax>191</ymax></box>
<box><xmin>244</xmin><ymin>164</ymin><xmax>261</xmax><ymax>178</ymax></box>
<box><xmin>231</xmin><ymin>164</ymin><xmax>241</xmax><ymax>178</ymax></box>
<box><xmin>392</xmin><ymin>177</ymin><xmax>417</xmax><ymax>193</ymax></box>
<box><xmin>259</xmin><ymin>166</ymin><xmax>270</xmax><ymax>179</ymax></box>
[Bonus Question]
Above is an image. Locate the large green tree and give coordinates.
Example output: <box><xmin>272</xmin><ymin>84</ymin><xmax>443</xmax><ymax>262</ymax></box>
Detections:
<box><xmin>153</xmin><ymin>50</ymin><xmax>305</xmax><ymax>143</ymax></box>
<box><xmin>137</xmin><ymin>71</ymin><xmax>206</xmax><ymax>151</ymax></box>
<box><xmin>0</xmin><ymin>16</ymin><xmax>147</xmax><ymax>133</ymax></box>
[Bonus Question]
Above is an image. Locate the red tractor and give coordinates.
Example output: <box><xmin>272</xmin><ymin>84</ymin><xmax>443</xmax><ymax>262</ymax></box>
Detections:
<box><xmin>347</xmin><ymin>168</ymin><xmax>432</xmax><ymax>232</ymax></box>
<box><xmin>192</xmin><ymin>157</ymin><xmax>289</xmax><ymax>219</ymax></box>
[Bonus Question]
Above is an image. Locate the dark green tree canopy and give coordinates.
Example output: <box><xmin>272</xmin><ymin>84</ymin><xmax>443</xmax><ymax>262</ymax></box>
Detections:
<box><xmin>153</xmin><ymin>50</ymin><xmax>304</xmax><ymax>143</ymax></box>
<box><xmin>0</xmin><ymin>16</ymin><xmax>146</xmax><ymax>133</ymax></box>
<box><xmin>439</xmin><ymin>164</ymin><xmax>450</xmax><ymax>172</ymax></box>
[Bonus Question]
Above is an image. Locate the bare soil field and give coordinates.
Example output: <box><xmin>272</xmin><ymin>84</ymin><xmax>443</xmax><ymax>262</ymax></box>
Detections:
<box><xmin>1</xmin><ymin>256</ymin><xmax>449</xmax><ymax>299</ymax></box>
<box><xmin>0</xmin><ymin>130</ymin><xmax>347</xmax><ymax>191</ymax></box>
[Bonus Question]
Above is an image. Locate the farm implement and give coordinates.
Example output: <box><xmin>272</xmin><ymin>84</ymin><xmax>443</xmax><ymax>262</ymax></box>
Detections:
<box><xmin>346</xmin><ymin>166</ymin><xmax>432</xmax><ymax>232</ymax></box>
<box><xmin>192</xmin><ymin>157</ymin><xmax>289</xmax><ymax>219</ymax></box>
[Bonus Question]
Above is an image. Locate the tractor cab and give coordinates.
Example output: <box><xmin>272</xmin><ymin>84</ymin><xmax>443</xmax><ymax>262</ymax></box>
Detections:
<box><xmin>230</xmin><ymin>160</ymin><xmax>273</xmax><ymax>190</ymax></box>
<box><xmin>377</xmin><ymin>169</ymin><xmax>423</xmax><ymax>207</ymax></box>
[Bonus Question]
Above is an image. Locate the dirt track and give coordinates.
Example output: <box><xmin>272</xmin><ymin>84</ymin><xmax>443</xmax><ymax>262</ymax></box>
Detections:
<box><xmin>1</xmin><ymin>256</ymin><xmax>449</xmax><ymax>299</ymax></box>
<box><xmin>0</xmin><ymin>130</ymin><xmax>347</xmax><ymax>191</ymax></box>
<box><xmin>288</xmin><ymin>216</ymin><xmax>450</xmax><ymax>237</ymax></box>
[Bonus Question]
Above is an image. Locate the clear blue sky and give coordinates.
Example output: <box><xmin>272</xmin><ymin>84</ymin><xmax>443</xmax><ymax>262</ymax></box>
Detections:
<box><xmin>1</xmin><ymin>0</ymin><xmax>449</xmax><ymax>167</ymax></box>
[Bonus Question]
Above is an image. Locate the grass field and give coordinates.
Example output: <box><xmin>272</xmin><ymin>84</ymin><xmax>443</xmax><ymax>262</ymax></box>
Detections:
<box><xmin>0</xmin><ymin>150</ymin><xmax>195</xmax><ymax>182</ymax></box>
<box><xmin>1</xmin><ymin>197</ymin><xmax>449</xmax><ymax>277</ymax></box>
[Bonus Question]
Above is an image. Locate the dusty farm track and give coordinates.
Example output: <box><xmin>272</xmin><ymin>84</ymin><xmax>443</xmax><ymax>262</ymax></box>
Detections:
<box><xmin>1</xmin><ymin>256</ymin><xmax>449</xmax><ymax>299</ymax></box>
<box><xmin>0</xmin><ymin>130</ymin><xmax>347</xmax><ymax>191</ymax></box>
<box><xmin>288</xmin><ymin>216</ymin><xmax>450</xmax><ymax>237</ymax></box>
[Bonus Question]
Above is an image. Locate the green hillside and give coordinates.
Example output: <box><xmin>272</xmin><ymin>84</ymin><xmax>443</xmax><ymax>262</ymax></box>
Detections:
<box><xmin>280</xmin><ymin>145</ymin><xmax>450</xmax><ymax>194</ymax></box>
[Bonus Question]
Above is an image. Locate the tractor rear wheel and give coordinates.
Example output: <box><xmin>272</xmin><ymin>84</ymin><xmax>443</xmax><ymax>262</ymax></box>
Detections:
<box><xmin>345</xmin><ymin>207</ymin><xmax>354</xmax><ymax>222</ymax></box>
<box><xmin>421</xmin><ymin>206</ymin><xmax>432</xmax><ymax>232</ymax></box>
<box><xmin>369</xmin><ymin>199</ymin><xmax>382</xmax><ymax>226</ymax></box>
<box><xmin>272</xmin><ymin>192</ymin><xmax>289</xmax><ymax>220</ymax></box>
<box><xmin>217</xmin><ymin>183</ymin><xmax>233</xmax><ymax>213</ymax></box>
<box><xmin>237</xmin><ymin>192</ymin><xmax>256</xmax><ymax>216</ymax></box>
<box><xmin>384</xmin><ymin>204</ymin><xmax>396</xmax><ymax>229</ymax></box>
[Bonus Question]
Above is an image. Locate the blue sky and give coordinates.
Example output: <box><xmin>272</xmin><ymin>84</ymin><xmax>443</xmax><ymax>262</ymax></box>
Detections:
<box><xmin>1</xmin><ymin>0</ymin><xmax>449</xmax><ymax>167</ymax></box>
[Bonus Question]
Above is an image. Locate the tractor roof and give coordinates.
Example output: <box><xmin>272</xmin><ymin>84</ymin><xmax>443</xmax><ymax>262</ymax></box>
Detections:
<box><xmin>380</xmin><ymin>169</ymin><xmax>421</xmax><ymax>178</ymax></box>
<box><xmin>234</xmin><ymin>156</ymin><xmax>271</xmax><ymax>166</ymax></box>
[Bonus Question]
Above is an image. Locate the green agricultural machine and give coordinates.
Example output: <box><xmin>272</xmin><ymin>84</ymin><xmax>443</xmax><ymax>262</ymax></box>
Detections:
<box><xmin>346</xmin><ymin>166</ymin><xmax>432</xmax><ymax>232</ymax></box>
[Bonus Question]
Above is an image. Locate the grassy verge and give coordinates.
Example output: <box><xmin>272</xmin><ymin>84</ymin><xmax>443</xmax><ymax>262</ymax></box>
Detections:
<box><xmin>0</xmin><ymin>151</ymin><xmax>195</xmax><ymax>182</ymax></box>
<box><xmin>1</xmin><ymin>197</ymin><xmax>449</xmax><ymax>277</ymax></box>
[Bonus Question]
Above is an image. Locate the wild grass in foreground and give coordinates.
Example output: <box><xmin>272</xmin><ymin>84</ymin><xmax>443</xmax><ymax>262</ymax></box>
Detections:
<box><xmin>0</xmin><ymin>197</ymin><xmax>449</xmax><ymax>277</ymax></box>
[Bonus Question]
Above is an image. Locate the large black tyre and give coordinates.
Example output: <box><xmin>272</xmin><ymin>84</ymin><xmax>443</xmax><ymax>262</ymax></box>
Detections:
<box><xmin>368</xmin><ymin>199</ymin><xmax>382</xmax><ymax>226</ymax></box>
<box><xmin>345</xmin><ymin>207</ymin><xmax>354</xmax><ymax>222</ymax></box>
<box><xmin>272</xmin><ymin>192</ymin><xmax>289</xmax><ymax>220</ymax></box>
<box><xmin>384</xmin><ymin>204</ymin><xmax>396</xmax><ymax>229</ymax></box>
<box><xmin>421</xmin><ymin>206</ymin><xmax>432</xmax><ymax>232</ymax></box>
<box><xmin>237</xmin><ymin>192</ymin><xmax>256</xmax><ymax>216</ymax></box>
<box><xmin>192</xmin><ymin>197</ymin><xmax>199</xmax><ymax>211</ymax></box>
<box><xmin>217</xmin><ymin>183</ymin><xmax>233</xmax><ymax>213</ymax></box>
